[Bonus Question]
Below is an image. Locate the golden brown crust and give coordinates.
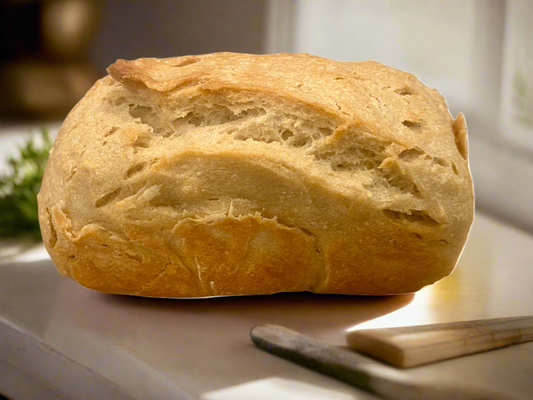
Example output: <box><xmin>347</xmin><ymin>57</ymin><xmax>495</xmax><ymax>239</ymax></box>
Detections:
<box><xmin>38</xmin><ymin>52</ymin><xmax>474</xmax><ymax>296</ymax></box>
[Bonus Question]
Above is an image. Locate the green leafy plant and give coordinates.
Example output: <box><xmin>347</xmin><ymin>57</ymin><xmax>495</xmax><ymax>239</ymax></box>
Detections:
<box><xmin>0</xmin><ymin>130</ymin><xmax>53</xmax><ymax>240</ymax></box>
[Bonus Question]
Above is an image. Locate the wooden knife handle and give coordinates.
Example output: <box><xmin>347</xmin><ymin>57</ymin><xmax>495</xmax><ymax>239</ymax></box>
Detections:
<box><xmin>346</xmin><ymin>316</ymin><xmax>533</xmax><ymax>368</ymax></box>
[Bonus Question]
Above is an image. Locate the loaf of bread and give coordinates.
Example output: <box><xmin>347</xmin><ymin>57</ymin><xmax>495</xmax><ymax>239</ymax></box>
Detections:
<box><xmin>37</xmin><ymin>52</ymin><xmax>474</xmax><ymax>297</ymax></box>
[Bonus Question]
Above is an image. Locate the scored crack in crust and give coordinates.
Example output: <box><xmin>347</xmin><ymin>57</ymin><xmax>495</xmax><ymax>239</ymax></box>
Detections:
<box><xmin>37</xmin><ymin>52</ymin><xmax>474</xmax><ymax>297</ymax></box>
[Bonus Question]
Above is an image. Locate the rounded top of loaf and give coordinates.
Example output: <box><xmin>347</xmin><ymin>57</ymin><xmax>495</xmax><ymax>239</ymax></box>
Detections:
<box><xmin>108</xmin><ymin>52</ymin><xmax>468</xmax><ymax>159</ymax></box>
<box><xmin>38</xmin><ymin>52</ymin><xmax>474</xmax><ymax>296</ymax></box>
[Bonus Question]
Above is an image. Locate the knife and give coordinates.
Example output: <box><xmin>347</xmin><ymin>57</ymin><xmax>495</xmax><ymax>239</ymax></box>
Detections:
<box><xmin>250</xmin><ymin>324</ymin><xmax>518</xmax><ymax>400</ymax></box>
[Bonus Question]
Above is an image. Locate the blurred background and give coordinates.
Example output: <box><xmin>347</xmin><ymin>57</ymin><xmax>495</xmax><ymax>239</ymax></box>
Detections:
<box><xmin>0</xmin><ymin>0</ymin><xmax>532</xmax><ymax>236</ymax></box>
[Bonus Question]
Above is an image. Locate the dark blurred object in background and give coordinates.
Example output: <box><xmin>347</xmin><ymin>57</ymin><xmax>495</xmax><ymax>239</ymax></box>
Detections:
<box><xmin>0</xmin><ymin>0</ymin><xmax>267</xmax><ymax>121</ymax></box>
<box><xmin>0</xmin><ymin>0</ymin><xmax>102</xmax><ymax>120</ymax></box>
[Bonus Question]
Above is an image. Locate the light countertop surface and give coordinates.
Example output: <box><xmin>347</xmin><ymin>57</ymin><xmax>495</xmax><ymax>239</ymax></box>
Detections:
<box><xmin>1</xmin><ymin>210</ymin><xmax>533</xmax><ymax>400</ymax></box>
